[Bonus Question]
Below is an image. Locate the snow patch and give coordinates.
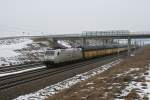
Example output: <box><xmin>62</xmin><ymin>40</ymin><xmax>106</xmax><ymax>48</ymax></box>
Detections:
<box><xmin>0</xmin><ymin>39</ymin><xmax>32</xmax><ymax>57</ymax></box>
<box><xmin>57</xmin><ymin>40</ymin><xmax>72</xmax><ymax>48</ymax></box>
<box><xmin>116</xmin><ymin>68</ymin><xmax>140</xmax><ymax>78</ymax></box>
<box><xmin>115</xmin><ymin>64</ymin><xmax>150</xmax><ymax>99</ymax></box>
<box><xmin>130</xmin><ymin>54</ymin><xmax>135</xmax><ymax>57</ymax></box>
<box><xmin>86</xmin><ymin>82</ymin><xmax>94</xmax><ymax>85</ymax></box>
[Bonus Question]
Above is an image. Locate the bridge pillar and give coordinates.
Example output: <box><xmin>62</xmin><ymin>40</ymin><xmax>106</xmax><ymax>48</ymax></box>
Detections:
<box><xmin>82</xmin><ymin>37</ymin><xmax>87</xmax><ymax>47</ymax></box>
<box><xmin>51</xmin><ymin>38</ymin><xmax>59</xmax><ymax>48</ymax></box>
<box><xmin>128</xmin><ymin>38</ymin><xmax>131</xmax><ymax>56</ymax></box>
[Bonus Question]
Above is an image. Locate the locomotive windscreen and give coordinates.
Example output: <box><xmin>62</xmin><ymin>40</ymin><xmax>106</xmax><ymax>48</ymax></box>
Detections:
<box><xmin>46</xmin><ymin>51</ymin><xmax>55</xmax><ymax>55</ymax></box>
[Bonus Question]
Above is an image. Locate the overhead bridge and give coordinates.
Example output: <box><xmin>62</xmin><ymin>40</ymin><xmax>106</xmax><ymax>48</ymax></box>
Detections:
<box><xmin>49</xmin><ymin>33</ymin><xmax>150</xmax><ymax>39</ymax></box>
<box><xmin>44</xmin><ymin>30</ymin><xmax>150</xmax><ymax>55</ymax></box>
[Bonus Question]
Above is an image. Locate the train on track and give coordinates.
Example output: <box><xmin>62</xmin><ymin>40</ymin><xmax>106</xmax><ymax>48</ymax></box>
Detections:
<box><xmin>43</xmin><ymin>45</ymin><xmax>131</xmax><ymax>67</ymax></box>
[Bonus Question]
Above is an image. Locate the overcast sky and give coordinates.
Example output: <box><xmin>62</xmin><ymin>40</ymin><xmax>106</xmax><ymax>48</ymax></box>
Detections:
<box><xmin>0</xmin><ymin>0</ymin><xmax>150</xmax><ymax>36</ymax></box>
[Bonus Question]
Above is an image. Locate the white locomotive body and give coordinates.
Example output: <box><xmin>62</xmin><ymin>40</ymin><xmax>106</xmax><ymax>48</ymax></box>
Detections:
<box><xmin>44</xmin><ymin>48</ymin><xmax>83</xmax><ymax>66</ymax></box>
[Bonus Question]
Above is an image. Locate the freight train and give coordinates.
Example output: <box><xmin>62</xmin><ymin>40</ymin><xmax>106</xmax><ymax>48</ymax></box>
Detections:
<box><xmin>43</xmin><ymin>45</ymin><xmax>129</xmax><ymax>67</ymax></box>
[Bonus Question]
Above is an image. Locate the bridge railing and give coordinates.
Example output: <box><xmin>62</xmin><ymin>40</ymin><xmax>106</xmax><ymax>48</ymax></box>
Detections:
<box><xmin>82</xmin><ymin>31</ymin><xmax>130</xmax><ymax>37</ymax></box>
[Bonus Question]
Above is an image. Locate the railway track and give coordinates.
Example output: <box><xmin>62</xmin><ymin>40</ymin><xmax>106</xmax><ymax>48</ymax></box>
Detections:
<box><xmin>0</xmin><ymin>63</ymin><xmax>42</xmax><ymax>73</ymax></box>
<box><xmin>0</xmin><ymin>53</ymin><xmax>127</xmax><ymax>90</ymax></box>
<box><xmin>0</xmin><ymin>62</ymin><xmax>43</xmax><ymax>73</ymax></box>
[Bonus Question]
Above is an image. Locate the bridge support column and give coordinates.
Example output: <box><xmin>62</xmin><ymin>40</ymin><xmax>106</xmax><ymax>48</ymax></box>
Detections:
<box><xmin>52</xmin><ymin>38</ymin><xmax>58</xmax><ymax>48</ymax></box>
<box><xmin>128</xmin><ymin>38</ymin><xmax>131</xmax><ymax>56</ymax></box>
<box><xmin>82</xmin><ymin>38</ymin><xmax>87</xmax><ymax>47</ymax></box>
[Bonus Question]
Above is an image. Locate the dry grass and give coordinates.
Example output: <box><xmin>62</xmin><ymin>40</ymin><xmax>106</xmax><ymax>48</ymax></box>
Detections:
<box><xmin>126</xmin><ymin>90</ymin><xmax>140</xmax><ymax>99</ymax></box>
<box><xmin>47</xmin><ymin>46</ymin><xmax>150</xmax><ymax>100</ymax></box>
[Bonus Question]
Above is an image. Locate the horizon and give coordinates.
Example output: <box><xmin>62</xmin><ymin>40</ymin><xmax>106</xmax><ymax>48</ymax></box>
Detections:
<box><xmin>1</xmin><ymin>30</ymin><xmax>150</xmax><ymax>38</ymax></box>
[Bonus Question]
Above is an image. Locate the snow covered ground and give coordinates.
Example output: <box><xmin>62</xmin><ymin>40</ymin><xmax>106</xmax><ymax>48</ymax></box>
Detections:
<box><xmin>0</xmin><ymin>38</ymin><xmax>32</xmax><ymax>58</ymax></box>
<box><xmin>116</xmin><ymin>64</ymin><xmax>150</xmax><ymax>99</ymax></box>
<box><xmin>0</xmin><ymin>37</ymin><xmax>46</xmax><ymax>67</ymax></box>
<box><xmin>14</xmin><ymin>59</ymin><xmax>121</xmax><ymax>100</ymax></box>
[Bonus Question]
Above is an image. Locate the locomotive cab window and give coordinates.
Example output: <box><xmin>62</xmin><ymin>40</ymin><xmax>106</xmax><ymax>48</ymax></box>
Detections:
<box><xmin>46</xmin><ymin>51</ymin><xmax>55</xmax><ymax>55</ymax></box>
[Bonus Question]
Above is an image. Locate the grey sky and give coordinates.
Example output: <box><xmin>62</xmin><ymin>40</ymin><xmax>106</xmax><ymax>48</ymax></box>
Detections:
<box><xmin>0</xmin><ymin>0</ymin><xmax>150</xmax><ymax>36</ymax></box>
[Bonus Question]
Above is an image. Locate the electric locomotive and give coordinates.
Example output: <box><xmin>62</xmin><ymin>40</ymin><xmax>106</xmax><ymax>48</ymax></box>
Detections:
<box><xmin>44</xmin><ymin>48</ymin><xmax>83</xmax><ymax>67</ymax></box>
<box><xmin>43</xmin><ymin>45</ymin><xmax>128</xmax><ymax>67</ymax></box>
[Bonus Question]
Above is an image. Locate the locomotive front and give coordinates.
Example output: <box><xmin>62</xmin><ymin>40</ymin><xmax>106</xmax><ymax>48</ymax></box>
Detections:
<box><xmin>44</xmin><ymin>49</ymin><xmax>61</xmax><ymax>66</ymax></box>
